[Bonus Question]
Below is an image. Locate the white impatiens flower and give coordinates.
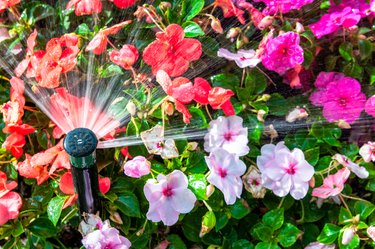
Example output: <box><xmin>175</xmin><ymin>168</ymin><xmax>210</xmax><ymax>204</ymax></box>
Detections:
<box><xmin>205</xmin><ymin>148</ymin><xmax>246</xmax><ymax>205</ymax></box>
<box><xmin>204</xmin><ymin>116</ymin><xmax>249</xmax><ymax>156</ymax></box>
<box><xmin>332</xmin><ymin>154</ymin><xmax>369</xmax><ymax>179</ymax></box>
<box><xmin>217</xmin><ymin>48</ymin><xmax>260</xmax><ymax>68</ymax></box>
<box><xmin>257</xmin><ymin>142</ymin><xmax>314</xmax><ymax>200</ymax></box>
<box><xmin>359</xmin><ymin>141</ymin><xmax>375</xmax><ymax>162</ymax></box>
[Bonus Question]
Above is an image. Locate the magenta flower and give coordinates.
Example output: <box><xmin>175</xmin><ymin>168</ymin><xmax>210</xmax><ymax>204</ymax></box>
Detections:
<box><xmin>205</xmin><ymin>149</ymin><xmax>246</xmax><ymax>205</ymax></box>
<box><xmin>261</xmin><ymin>32</ymin><xmax>304</xmax><ymax>75</ymax></box>
<box><xmin>257</xmin><ymin>142</ymin><xmax>314</xmax><ymax>200</ymax></box>
<box><xmin>329</xmin><ymin>0</ymin><xmax>371</xmax><ymax>18</ymax></box>
<box><xmin>144</xmin><ymin>170</ymin><xmax>196</xmax><ymax>226</ymax></box>
<box><xmin>253</xmin><ymin>0</ymin><xmax>313</xmax><ymax>14</ymax></box>
<box><xmin>124</xmin><ymin>156</ymin><xmax>151</xmax><ymax>178</ymax></box>
<box><xmin>365</xmin><ymin>95</ymin><xmax>375</xmax><ymax>117</ymax></box>
<box><xmin>204</xmin><ymin>116</ymin><xmax>249</xmax><ymax>156</ymax></box>
<box><xmin>309</xmin><ymin>7</ymin><xmax>361</xmax><ymax>39</ymax></box>
<box><xmin>332</xmin><ymin>154</ymin><xmax>369</xmax><ymax>179</ymax></box>
<box><xmin>359</xmin><ymin>141</ymin><xmax>375</xmax><ymax>162</ymax></box>
<box><xmin>310</xmin><ymin>72</ymin><xmax>366</xmax><ymax>124</ymax></box>
<box><xmin>217</xmin><ymin>48</ymin><xmax>260</xmax><ymax>68</ymax></box>
<box><xmin>312</xmin><ymin>168</ymin><xmax>350</xmax><ymax>199</ymax></box>
<box><xmin>81</xmin><ymin>219</ymin><xmax>131</xmax><ymax>249</ymax></box>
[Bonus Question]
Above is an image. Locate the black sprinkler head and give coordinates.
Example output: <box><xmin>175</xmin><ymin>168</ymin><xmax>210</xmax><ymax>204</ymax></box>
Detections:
<box><xmin>63</xmin><ymin>128</ymin><xmax>98</xmax><ymax>158</ymax></box>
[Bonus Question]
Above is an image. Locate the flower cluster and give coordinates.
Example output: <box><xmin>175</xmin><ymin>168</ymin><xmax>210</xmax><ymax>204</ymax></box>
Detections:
<box><xmin>204</xmin><ymin>116</ymin><xmax>248</xmax><ymax>204</ymax></box>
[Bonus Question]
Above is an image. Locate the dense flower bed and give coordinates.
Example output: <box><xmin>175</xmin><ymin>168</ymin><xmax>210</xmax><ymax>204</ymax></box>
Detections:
<box><xmin>0</xmin><ymin>0</ymin><xmax>375</xmax><ymax>248</ymax></box>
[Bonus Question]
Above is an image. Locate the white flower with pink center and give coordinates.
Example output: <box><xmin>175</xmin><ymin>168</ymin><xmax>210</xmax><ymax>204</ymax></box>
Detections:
<box><xmin>359</xmin><ymin>141</ymin><xmax>375</xmax><ymax>162</ymax></box>
<box><xmin>332</xmin><ymin>154</ymin><xmax>369</xmax><ymax>179</ymax></box>
<box><xmin>205</xmin><ymin>148</ymin><xmax>246</xmax><ymax>205</ymax></box>
<box><xmin>143</xmin><ymin>170</ymin><xmax>196</xmax><ymax>226</ymax></box>
<box><xmin>204</xmin><ymin>116</ymin><xmax>249</xmax><ymax>156</ymax></box>
<box><xmin>257</xmin><ymin>142</ymin><xmax>314</xmax><ymax>200</ymax></box>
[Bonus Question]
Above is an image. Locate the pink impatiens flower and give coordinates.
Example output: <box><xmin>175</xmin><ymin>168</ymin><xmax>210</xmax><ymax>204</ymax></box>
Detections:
<box><xmin>204</xmin><ymin>116</ymin><xmax>249</xmax><ymax>156</ymax></box>
<box><xmin>312</xmin><ymin>168</ymin><xmax>350</xmax><ymax>199</ymax></box>
<box><xmin>81</xmin><ymin>217</ymin><xmax>131</xmax><ymax>249</ymax></box>
<box><xmin>144</xmin><ymin>170</ymin><xmax>196</xmax><ymax>226</ymax></box>
<box><xmin>310</xmin><ymin>72</ymin><xmax>366</xmax><ymax>124</ymax></box>
<box><xmin>253</xmin><ymin>0</ymin><xmax>313</xmax><ymax>14</ymax></box>
<box><xmin>261</xmin><ymin>32</ymin><xmax>304</xmax><ymax>75</ymax></box>
<box><xmin>0</xmin><ymin>170</ymin><xmax>22</xmax><ymax>226</ymax></box>
<box><xmin>304</xmin><ymin>242</ymin><xmax>336</xmax><ymax>249</ymax></box>
<box><xmin>124</xmin><ymin>156</ymin><xmax>151</xmax><ymax>178</ymax></box>
<box><xmin>365</xmin><ymin>95</ymin><xmax>375</xmax><ymax>118</ymax></box>
<box><xmin>205</xmin><ymin>149</ymin><xmax>246</xmax><ymax>205</ymax></box>
<box><xmin>257</xmin><ymin>142</ymin><xmax>314</xmax><ymax>200</ymax></box>
<box><xmin>359</xmin><ymin>141</ymin><xmax>375</xmax><ymax>162</ymax></box>
<box><xmin>217</xmin><ymin>48</ymin><xmax>260</xmax><ymax>68</ymax></box>
<box><xmin>309</xmin><ymin>7</ymin><xmax>361</xmax><ymax>39</ymax></box>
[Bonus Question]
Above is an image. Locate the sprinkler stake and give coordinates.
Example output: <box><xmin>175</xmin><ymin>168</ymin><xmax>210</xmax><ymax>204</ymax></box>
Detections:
<box><xmin>63</xmin><ymin>128</ymin><xmax>100</xmax><ymax>214</ymax></box>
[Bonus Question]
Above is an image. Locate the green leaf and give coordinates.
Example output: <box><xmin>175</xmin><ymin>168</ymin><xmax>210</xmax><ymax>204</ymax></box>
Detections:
<box><xmin>339</xmin><ymin>42</ymin><xmax>353</xmax><ymax>61</ymax></box>
<box><xmin>182</xmin><ymin>0</ymin><xmax>204</xmax><ymax>21</ymax></box>
<box><xmin>12</xmin><ymin>221</ymin><xmax>24</xmax><ymax>237</ymax></box>
<box><xmin>247</xmin><ymin>115</ymin><xmax>264</xmax><ymax>144</ymax></box>
<box><xmin>115</xmin><ymin>192</ymin><xmax>141</xmax><ymax>217</ymax></box>
<box><xmin>183</xmin><ymin>21</ymin><xmax>204</xmax><ymax>37</ymax></box>
<box><xmin>262</xmin><ymin>208</ymin><xmax>284</xmax><ymax>231</ymax></box>
<box><xmin>232</xmin><ymin>239</ymin><xmax>254</xmax><ymax>249</ymax></box>
<box><xmin>211</xmin><ymin>73</ymin><xmax>239</xmax><ymax>91</ymax></box>
<box><xmin>277</xmin><ymin>223</ymin><xmax>301</xmax><ymax>247</ymax></box>
<box><xmin>354</xmin><ymin>201</ymin><xmax>375</xmax><ymax>220</ymax></box>
<box><xmin>304</xmin><ymin>147</ymin><xmax>320</xmax><ymax>166</ymax></box>
<box><xmin>167</xmin><ymin>234</ymin><xmax>187</xmax><ymax>249</ymax></box>
<box><xmin>267</xmin><ymin>94</ymin><xmax>288</xmax><ymax>116</ymax></box>
<box><xmin>245</xmin><ymin>69</ymin><xmax>267</xmax><ymax>95</ymax></box>
<box><xmin>358</xmin><ymin>39</ymin><xmax>372</xmax><ymax>61</ymax></box>
<box><xmin>186</xmin><ymin>151</ymin><xmax>207</xmax><ymax>174</ymax></box>
<box><xmin>215</xmin><ymin>212</ymin><xmax>229</xmax><ymax>232</ymax></box>
<box><xmin>188</xmin><ymin>174</ymin><xmax>208</xmax><ymax>200</ymax></box>
<box><xmin>230</xmin><ymin>199</ymin><xmax>251</xmax><ymax>219</ymax></box>
<box><xmin>201</xmin><ymin>211</ymin><xmax>216</xmax><ymax>236</ymax></box>
<box><xmin>317</xmin><ymin>223</ymin><xmax>341</xmax><ymax>244</ymax></box>
<box><xmin>98</xmin><ymin>64</ymin><xmax>124</xmax><ymax>78</ymax></box>
<box><xmin>338</xmin><ymin>232</ymin><xmax>360</xmax><ymax>249</ymax></box>
<box><xmin>75</xmin><ymin>23</ymin><xmax>91</xmax><ymax>35</ymax></box>
<box><xmin>255</xmin><ymin>242</ymin><xmax>280</xmax><ymax>249</ymax></box>
<box><xmin>199</xmin><ymin>36</ymin><xmax>219</xmax><ymax>57</ymax></box>
<box><xmin>47</xmin><ymin>195</ymin><xmax>67</xmax><ymax>226</ymax></box>
<box><xmin>28</xmin><ymin>217</ymin><xmax>58</xmax><ymax>238</ymax></box>
<box><xmin>339</xmin><ymin>207</ymin><xmax>352</xmax><ymax>224</ymax></box>
<box><xmin>252</xmin><ymin>223</ymin><xmax>273</xmax><ymax>242</ymax></box>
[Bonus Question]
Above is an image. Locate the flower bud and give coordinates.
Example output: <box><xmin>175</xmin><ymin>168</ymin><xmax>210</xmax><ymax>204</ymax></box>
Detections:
<box><xmin>159</xmin><ymin>1</ymin><xmax>171</xmax><ymax>10</ymax></box>
<box><xmin>109</xmin><ymin>212</ymin><xmax>123</xmax><ymax>224</ymax></box>
<box><xmin>206</xmin><ymin>184</ymin><xmax>215</xmax><ymax>198</ymax></box>
<box><xmin>226</xmin><ymin>28</ymin><xmax>240</xmax><ymax>39</ymax></box>
<box><xmin>295</xmin><ymin>22</ymin><xmax>305</xmax><ymax>33</ymax></box>
<box><xmin>163</xmin><ymin>101</ymin><xmax>174</xmax><ymax>116</ymax></box>
<box><xmin>286</xmin><ymin>107</ymin><xmax>308</xmax><ymax>123</ymax></box>
<box><xmin>342</xmin><ymin>227</ymin><xmax>356</xmax><ymax>245</ymax></box>
<box><xmin>211</xmin><ymin>17</ymin><xmax>223</xmax><ymax>34</ymax></box>
<box><xmin>257</xmin><ymin>16</ymin><xmax>274</xmax><ymax>30</ymax></box>
<box><xmin>336</xmin><ymin>119</ymin><xmax>351</xmax><ymax>129</ymax></box>
<box><xmin>126</xmin><ymin>101</ymin><xmax>137</xmax><ymax>116</ymax></box>
<box><xmin>367</xmin><ymin>226</ymin><xmax>375</xmax><ymax>241</ymax></box>
<box><xmin>257</xmin><ymin>109</ymin><xmax>266</xmax><ymax>122</ymax></box>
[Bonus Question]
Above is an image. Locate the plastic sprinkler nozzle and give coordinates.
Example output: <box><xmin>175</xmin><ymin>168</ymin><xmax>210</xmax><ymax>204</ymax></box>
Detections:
<box><xmin>64</xmin><ymin>128</ymin><xmax>100</xmax><ymax>214</ymax></box>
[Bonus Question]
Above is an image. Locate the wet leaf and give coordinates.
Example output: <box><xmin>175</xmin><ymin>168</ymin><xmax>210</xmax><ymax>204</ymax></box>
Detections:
<box><xmin>168</xmin><ymin>234</ymin><xmax>187</xmax><ymax>249</ymax></box>
<box><xmin>183</xmin><ymin>21</ymin><xmax>204</xmax><ymax>37</ymax></box>
<box><xmin>354</xmin><ymin>201</ymin><xmax>375</xmax><ymax>219</ymax></box>
<box><xmin>211</xmin><ymin>73</ymin><xmax>239</xmax><ymax>91</ymax></box>
<box><xmin>47</xmin><ymin>195</ymin><xmax>67</xmax><ymax>226</ymax></box>
<box><xmin>339</xmin><ymin>42</ymin><xmax>353</xmax><ymax>61</ymax></box>
<box><xmin>182</xmin><ymin>0</ymin><xmax>204</xmax><ymax>21</ymax></box>
<box><xmin>317</xmin><ymin>223</ymin><xmax>340</xmax><ymax>244</ymax></box>
<box><xmin>115</xmin><ymin>192</ymin><xmax>141</xmax><ymax>218</ymax></box>
<box><xmin>277</xmin><ymin>223</ymin><xmax>301</xmax><ymax>247</ymax></box>
<box><xmin>232</xmin><ymin>239</ymin><xmax>254</xmax><ymax>249</ymax></box>
<box><xmin>188</xmin><ymin>174</ymin><xmax>207</xmax><ymax>200</ymax></box>
<box><xmin>255</xmin><ymin>242</ymin><xmax>280</xmax><ymax>249</ymax></box>
<box><xmin>230</xmin><ymin>199</ymin><xmax>250</xmax><ymax>219</ymax></box>
<box><xmin>251</xmin><ymin>223</ymin><xmax>273</xmax><ymax>242</ymax></box>
<box><xmin>262</xmin><ymin>208</ymin><xmax>284</xmax><ymax>231</ymax></box>
<box><xmin>358</xmin><ymin>39</ymin><xmax>372</xmax><ymax>61</ymax></box>
<box><xmin>28</xmin><ymin>217</ymin><xmax>58</xmax><ymax>238</ymax></box>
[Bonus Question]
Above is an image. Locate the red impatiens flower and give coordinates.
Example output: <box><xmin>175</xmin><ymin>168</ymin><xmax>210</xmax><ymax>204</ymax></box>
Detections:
<box><xmin>156</xmin><ymin>70</ymin><xmax>195</xmax><ymax>123</ymax></box>
<box><xmin>2</xmin><ymin>133</ymin><xmax>27</xmax><ymax>158</ymax></box>
<box><xmin>214</xmin><ymin>0</ymin><xmax>246</xmax><ymax>24</ymax></box>
<box><xmin>110</xmin><ymin>44</ymin><xmax>138</xmax><ymax>69</ymax></box>
<box><xmin>30</xmin><ymin>140</ymin><xmax>71</xmax><ymax>175</ymax></box>
<box><xmin>109</xmin><ymin>0</ymin><xmax>136</xmax><ymax>9</ymax></box>
<box><xmin>0</xmin><ymin>170</ymin><xmax>22</xmax><ymax>226</ymax></box>
<box><xmin>143</xmin><ymin>24</ymin><xmax>202</xmax><ymax>77</ymax></box>
<box><xmin>35</xmin><ymin>34</ymin><xmax>79</xmax><ymax>88</ymax></box>
<box><xmin>194</xmin><ymin>77</ymin><xmax>235</xmax><ymax>116</ymax></box>
<box><xmin>60</xmin><ymin>171</ymin><xmax>111</xmax><ymax>209</ymax></box>
<box><xmin>18</xmin><ymin>154</ymin><xmax>49</xmax><ymax>185</ymax></box>
<box><xmin>86</xmin><ymin>20</ymin><xmax>132</xmax><ymax>55</ymax></box>
<box><xmin>14</xmin><ymin>30</ymin><xmax>45</xmax><ymax>79</ymax></box>
<box><xmin>0</xmin><ymin>0</ymin><xmax>20</xmax><ymax>12</ymax></box>
<box><xmin>66</xmin><ymin>0</ymin><xmax>102</xmax><ymax>16</ymax></box>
